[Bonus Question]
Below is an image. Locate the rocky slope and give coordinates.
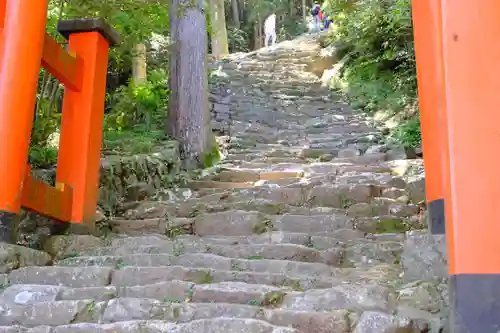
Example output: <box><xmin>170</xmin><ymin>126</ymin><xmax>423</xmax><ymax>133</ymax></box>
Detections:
<box><xmin>0</xmin><ymin>35</ymin><xmax>447</xmax><ymax>333</ymax></box>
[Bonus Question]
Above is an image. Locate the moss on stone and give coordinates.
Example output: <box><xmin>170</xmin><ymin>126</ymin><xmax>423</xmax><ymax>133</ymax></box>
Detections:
<box><xmin>375</xmin><ymin>218</ymin><xmax>408</xmax><ymax>234</ymax></box>
<box><xmin>260</xmin><ymin>203</ymin><xmax>288</xmax><ymax>215</ymax></box>
<box><xmin>252</xmin><ymin>218</ymin><xmax>274</xmax><ymax>234</ymax></box>
<box><xmin>201</xmin><ymin>142</ymin><xmax>222</xmax><ymax>168</ymax></box>
<box><xmin>282</xmin><ymin>279</ymin><xmax>304</xmax><ymax>292</ymax></box>
<box><xmin>260</xmin><ymin>291</ymin><xmax>286</xmax><ymax>307</ymax></box>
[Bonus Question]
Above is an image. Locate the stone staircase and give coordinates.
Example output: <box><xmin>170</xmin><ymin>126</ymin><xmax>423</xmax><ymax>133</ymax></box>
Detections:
<box><xmin>0</xmin><ymin>35</ymin><xmax>447</xmax><ymax>332</ymax></box>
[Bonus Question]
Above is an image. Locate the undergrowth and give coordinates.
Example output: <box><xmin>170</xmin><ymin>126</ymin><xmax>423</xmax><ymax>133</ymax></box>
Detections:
<box><xmin>30</xmin><ymin>69</ymin><xmax>170</xmax><ymax>167</ymax></box>
<box><xmin>324</xmin><ymin>0</ymin><xmax>421</xmax><ymax>148</ymax></box>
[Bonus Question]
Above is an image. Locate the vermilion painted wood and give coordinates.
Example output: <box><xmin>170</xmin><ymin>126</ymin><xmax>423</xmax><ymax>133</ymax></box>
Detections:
<box><xmin>56</xmin><ymin>32</ymin><xmax>110</xmax><ymax>226</ymax></box>
<box><xmin>41</xmin><ymin>33</ymin><xmax>83</xmax><ymax>92</ymax></box>
<box><xmin>0</xmin><ymin>0</ymin><xmax>49</xmax><ymax>213</ymax></box>
<box><xmin>412</xmin><ymin>0</ymin><xmax>450</xmax><ymax>235</ymax></box>
<box><xmin>0</xmin><ymin>2</ymin><xmax>113</xmax><ymax>226</ymax></box>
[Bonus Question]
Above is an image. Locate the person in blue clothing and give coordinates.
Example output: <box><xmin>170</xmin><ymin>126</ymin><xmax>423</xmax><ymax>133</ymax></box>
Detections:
<box><xmin>323</xmin><ymin>14</ymin><xmax>333</xmax><ymax>30</ymax></box>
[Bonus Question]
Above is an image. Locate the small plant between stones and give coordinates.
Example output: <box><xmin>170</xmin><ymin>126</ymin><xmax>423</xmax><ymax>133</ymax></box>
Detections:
<box><xmin>252</xmin><ymin>218</ymin><xmax>274</xmax><ymax>234</ymax></box>
<box><xmin>196</xmin><ymin>271</ymin><xmax>214</xmax><ymax>284</ymax></box>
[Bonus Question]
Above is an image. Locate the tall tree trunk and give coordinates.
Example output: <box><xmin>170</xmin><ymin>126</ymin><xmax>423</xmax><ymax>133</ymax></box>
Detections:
<box><xmin>168</xmin><ymin>0</ymin><xmax>213</xmax><ymax>167</ymax></box>
<box><xmin>257</xmin><ymin>14</ymin><xmax>263</xmax><ymax>48</ymax></box>
<box><xmin>239</xmin><ymin>0</ymin><xmax>245</xmax><ymax>22</ymax></box>
<box><xmin>209</xmin><ymin>0</ymin><xmax>229</xmax><ymax>58</ymax></box>
<box><xmin>132</xmin><ymin>43</ymin><xmax>147</xmax><ymax>85</ymax></box>
<box><xmin>231</xmin><ymin>0</ymin><xmax>240</xmax><ymax>27</ymax></box>
<box><xmin>132</xmin><ymin>43</ymin><xmax>150</xmax><ymax>129</ymax></box>
<box><xmin>302</xmin><ymin>0</ymin><xmax>306</xmax><ymax>23</ymax></box>
<box><xmin>253</xmin><ymin>21</ymin><xmax>261</xmax><ymax>49</ymax></box>
<box><xmin>289</xmin><ymin>0</ymin><xmax>295</xmax><ymax>16</ymax></box>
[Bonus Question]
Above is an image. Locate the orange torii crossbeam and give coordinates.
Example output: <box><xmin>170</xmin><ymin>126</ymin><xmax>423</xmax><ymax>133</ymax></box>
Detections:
<box><xmin>0</xmin><ymin>0</ymin><xmax>120</xmax><ymax>242</ymax></box>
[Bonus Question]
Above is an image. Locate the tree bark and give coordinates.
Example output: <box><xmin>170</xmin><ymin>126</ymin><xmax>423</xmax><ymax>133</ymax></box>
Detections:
<box><xmin>256</xmin><ymin>14</ymin><xmax>262</xmax><ymax>48</ymax></box>
<box><xmin>239</xmin><ymin>0</ymin><xmax>246</xmax><ymax>23</ymax></box>
<box><xmin>231</xmin><ymin>0</ymin><xmax>240</xmax><ymax>27</ymax></box>
<box><xmin>132</xmin><ymin>43</ymin><xmax>147</xmax><ymax>85</ymax></box>
<box><xmin>253</xmin><ymin>21</ymin><xmax>260</xmax><ymax>49</ymax></box>
<box><xmin>302</xmin><ymin>0</ymin><xmax>307</xmax><ymax>23</ymax></box>
<box><xmin>168</xmin><ymin>0</ymin><xmax>213</xmax><ymax>167</ymax></box>
<box><xmin>209</xmin><ymin>0</ymin><xmax>229</xmax><ymax>58</ymax></box>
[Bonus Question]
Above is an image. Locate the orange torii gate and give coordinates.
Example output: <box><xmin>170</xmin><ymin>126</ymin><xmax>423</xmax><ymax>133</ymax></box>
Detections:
<box><xmin>0</xmin><ymin>1</ymin><xmax>119</xmax><ymax>239</ymax></box>
<box><xmin>413</xmin><ymin>0</ymin><xmax>500</xmax><ymax>332</ymax></box>
<box><xmin>0</xmin><ymin>0</ymin><xmax>498</xmax><ymax>331</ymax></box>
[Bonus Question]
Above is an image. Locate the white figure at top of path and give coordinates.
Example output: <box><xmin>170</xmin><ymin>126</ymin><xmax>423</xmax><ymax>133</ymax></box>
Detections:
<box><xmin>264</xmin><ymin>13</ymin><xmax>277</xmax><ymax>48</ymax></box>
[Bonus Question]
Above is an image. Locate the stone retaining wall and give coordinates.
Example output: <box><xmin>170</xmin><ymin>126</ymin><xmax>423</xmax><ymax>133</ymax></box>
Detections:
<box><xmin>209</xmin><ymin>85</ymin><xmax>231</xmax><ymax>136</ymax></box>
<box><xmin>18</xmin><ymin>140</ymin><xmax>181</xmax><ymax>249</ymax></box>
<box><xmin>97</xmin><ymin>140</ymin><xmax>181</xmax><ymax>211</ymax></box>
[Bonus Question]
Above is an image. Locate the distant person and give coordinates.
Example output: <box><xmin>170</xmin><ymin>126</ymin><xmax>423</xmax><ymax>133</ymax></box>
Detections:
<box><xmin>310</xmin><ymin>3</ymin><xmax>321</xmax><ymax>35</ymax></box>
<box><xmin>264</xmin><ymin>14</ymin><xmax>277</xmax><ymax>47</ymax></box>
<box><xmin>324</xmin><ymin>14</ymin><xmax>332</xmax><ymax>30</ymax></box>
<box><xmin>319</xmin><ymin>9</ymin><xmax>324</xmax><ymax>29</ymax></box>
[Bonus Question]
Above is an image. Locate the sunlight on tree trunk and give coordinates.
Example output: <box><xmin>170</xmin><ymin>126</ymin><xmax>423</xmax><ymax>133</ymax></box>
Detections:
<box><xmin>252</xmin><ymin>13</ymin><xmax>263</xmax><ymax>50</ymax></box>
<box><xmin>231</xmin><ymin>0</ymin><xmax>240</xmax><ymax>28</ymax></box>
<box><xmin>239</xmin><ymin>0</ymin><xmax>245</xmax><ymax>21</ymax></box>
<box><xmin>132</xmin><ymin>43</ymin><xmax>147</xmax><ymax>85</ymax></box>
<box><xmin>258</xmin><ymin>14</ymin><xmax>263</xmax><ymax>47</ymax></box>
<box><xmin>253</xmin><ymin>21</ymin><xmax>261</xmax><ymax>49</ymax></box>
<box><xmin>209</xmin><ymin>0</ymin><xmax>229</xmax><ymax>58</ymax></box>
<box><xmin>168</xmin><ymin>0</ymin><xmax>213</xmax><ymax>168</ymax></box>
<box><xmin>289</xmin><ymin>0</ymin><xmax>295</xmax><ymax>16</ymax></box>
<box><xmin>302</xmin><ymin>0</ymin><xmax>306</xmax><ymax>23</ymax></box>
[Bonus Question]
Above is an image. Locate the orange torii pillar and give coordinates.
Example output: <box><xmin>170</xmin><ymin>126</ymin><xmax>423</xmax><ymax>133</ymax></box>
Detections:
<box><xmin>415</xmin><ymin>0</ymin><xmax>500</xmax><ymax>330</ymax></box>
<box><xmin>439</xmin><ymin>0</ymin><xmax>500</xmax><ymax>331</ymax></box>
<box><xmin>411</xmin><ymin>0</ymin><xmax>449</xmax><ymax>236</ymax></box>
<box><xmin>0</xmin><ymin>0</ymin><xmax>120</xmax><ymax>243</ymax></box>
<box><xmin>0</xmin><ymin>0</ymin><xmax>49</xmax><ymax>242</ymax></box>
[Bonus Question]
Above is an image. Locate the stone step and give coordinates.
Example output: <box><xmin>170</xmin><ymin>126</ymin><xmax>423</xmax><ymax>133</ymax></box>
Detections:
<box><xmin>117</xmin><ymin>183</ymin><xmax>418</xmax><ymax>219</ymax></box>
<box><xmin>231</xmin><ymin>69</ymin><xmax>319</xmax><ymax>80</ymax></box>
<box><xmin>235</xmin><ymin>76</ymin><xmax>321</xmax><ymax>86</ymax></box>
<box><xmin>255</xmin><ymin>51</ymin><xmax>318</xmax><ymax>61</ymax></box>
<box><xmin>43</xmin><ymin>229</ymin><xmax>402</xmax><ymax>259</ymax></box>
<box><xmin>55</xmin><ymin>238</ymin><xmax>402</xmax><ymax>269</ymax></box>
<box><xmin>226</xmin><ymin>65</ymin><xmax>310</xmax><ymax>75</ymax></box>
<box><xmin>220</xmin><ymin>61</ymin><xmax>309</xmax><ymax>71</ymax></box>
<box><xmin>4</xmin><ymin>263</ymin><xmax>398</xmax><ymax>304</ymax></box>
<box><xmin>0</xmin><ymin>244</ymin><xmax>52</xmax><ymax>274</ymax></box>
<box><xmin>7</xmin><ymin>262</ymin><xmax>402</xmax><ymax>291</ymax></box>
<box><xmin>186</xmin><ymin>211</ymin><xmax>352</xmax><ymax>236</ymax></box>
<box><xmin>207</xmin><ymin>169</ymin><xmax>305</xmax><ymax>183</ymax></box>
<box><xmin>57</xmin><ymin>244</ymin><xmax>341</xmax><ymax>265</ymax></box>
<box><xmin>187</xmin><ymin>180</ymin><xmax>256</xmax><ymax>190</ymax></box>
<box><xmin>0</xmin><ymin>310</ymin><xmax>439</xmax><ymax>333</ymax></box>
<box><xmin>0</xmin><ymin>317</ymin><xmax>304</xmax><ymax>332</ymax></box>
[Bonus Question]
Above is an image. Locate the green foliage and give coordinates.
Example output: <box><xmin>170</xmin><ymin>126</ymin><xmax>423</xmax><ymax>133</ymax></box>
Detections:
<box><xmin>31</xmin><ymin>98</ymin><xmax>61</xmax><ymax>148</ymax></box>
<box><xmin>201</xmin><ymin>143</ymin><xmax>222</xmax><ymax>168</ymax></box>
<box><xmin>390</xmin><ymin>117</ymin><xmax>421</xmax><ymax>148</ymax></box>
<box><xmin>277</xmin><ymin>17</ymin><xmax>308</xmax><ymax>41</ymax></box>
<box><xmin>30</xmin><ymin>69</ymin><xmax>169</xmax><ymax>166</ymax></box>
<box><xmin>102</xmin><ymin>128</ymin><xmax>167</xmax><ymax>154</ymax></box>
<box><xmin>29</xmin><ymin>75</ymin><xmax>62</xmax><ymax>168</ymax></box>
<box><xmin>227</xmin><ymin>27</ymin><xmax>250</xmax><ymax>52</ymax></box>
<box><xmin>28</xmin><ymin>146</ymin><xmax>59</xmax><ymax>169</ymax></box>
<box><xmin>105</xmin><ymin>69</ymin><xmax>169</xmax><ymax>132</ymax></box>
<box><xmin>56</xmin><ymin>0</ymin><xmax>169</xmax><ymax>71</ymax></box>
<box><xmin>325</xmin><ymin>0</ymin><xmax>421</xmax><ymax>146</ymax></box>
<box><xmin>102</xmin><ymin>68</ymin><xmax>170</xmax><ymax>153</ymax></box>
<box><xmin>29</xmin><ymin>1</ymin><xmax>172</xmax><ymax>168</ymax></box>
